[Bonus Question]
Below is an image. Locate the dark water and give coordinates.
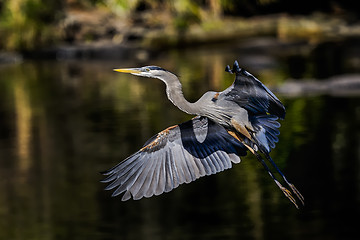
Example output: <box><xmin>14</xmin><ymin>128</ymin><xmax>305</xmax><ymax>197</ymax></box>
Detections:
<box><xmin>0</xmin><ymin>38</ymin><xmax>359</xmax><ymax>240</ymax></box>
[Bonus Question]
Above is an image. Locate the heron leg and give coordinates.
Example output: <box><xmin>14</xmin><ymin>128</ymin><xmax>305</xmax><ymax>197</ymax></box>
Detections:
<box><xmin>264</xmin><ymin>153</ymin><xmax>304</xmax><ymax>206</ymax></box>
<box><xmin>252</xmin><ymin>151</ymin><xmax>298</xmax><ymax>209</ymax></box>
<box><xmin>226</xmin><ymin>130</ymin><xmax>300</xmax><ymax>208</ymax></box>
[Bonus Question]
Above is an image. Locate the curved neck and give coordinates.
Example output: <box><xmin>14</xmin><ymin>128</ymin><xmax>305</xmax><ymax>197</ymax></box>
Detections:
<box><xmin>159</xmin><ymin>73</ymin><xmax>199</xmax><ymax>115</ymax></box>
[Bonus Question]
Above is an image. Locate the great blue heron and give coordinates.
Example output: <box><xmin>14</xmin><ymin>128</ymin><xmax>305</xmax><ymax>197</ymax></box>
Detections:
<box><xmin>102</xmin><ymin>60</ymin><xmax>304</xmax><ymax>208</ymax></box>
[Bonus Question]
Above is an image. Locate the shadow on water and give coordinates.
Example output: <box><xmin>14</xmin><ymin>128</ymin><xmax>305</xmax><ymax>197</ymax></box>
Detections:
<box><xmin>0</xmin><ymin>38</ymin><xmax>359</xmax><ymax>240</ymax></box>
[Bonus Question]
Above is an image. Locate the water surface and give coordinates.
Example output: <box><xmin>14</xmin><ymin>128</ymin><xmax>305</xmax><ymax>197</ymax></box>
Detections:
<box><xmin>0</xmin><ymin>39</ymin><xmax>359</xmax><ymax>240</ymax></box>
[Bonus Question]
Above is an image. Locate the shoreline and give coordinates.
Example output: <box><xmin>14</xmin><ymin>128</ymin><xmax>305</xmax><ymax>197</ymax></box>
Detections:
<box><xmin>1</xmin><ymin>12</ymin><xmax>360</xmax><ymax>63</ymax></box>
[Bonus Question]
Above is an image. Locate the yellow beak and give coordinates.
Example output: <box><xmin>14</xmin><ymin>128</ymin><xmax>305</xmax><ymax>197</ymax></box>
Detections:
<box><xmin>113</xmin><ymin>68</ymin><xmax>141</xmax><ymax>74</ymax></box>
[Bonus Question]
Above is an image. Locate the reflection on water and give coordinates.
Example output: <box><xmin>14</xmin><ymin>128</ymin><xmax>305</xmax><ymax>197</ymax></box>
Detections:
<box><xmin>0</xmin><ymin>40</ymin><xmax>359</xmax><ymax>240</ymax></box>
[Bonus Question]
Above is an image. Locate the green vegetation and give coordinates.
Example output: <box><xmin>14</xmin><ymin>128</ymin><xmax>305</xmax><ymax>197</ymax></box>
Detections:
<box><xmin>0</xmin><ymin>0</ymin><xmax>358</xmax><ymax>51</ymax></box>
<box><xmin>0</xmin><ymin>0</ymin><xmax>63</xmax><ymax>50</ymax></box>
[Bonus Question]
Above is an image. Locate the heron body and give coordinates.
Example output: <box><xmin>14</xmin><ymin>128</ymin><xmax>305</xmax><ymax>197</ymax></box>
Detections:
<box><xmin>103</xmin><ymin>61</ymin><xmax>304</xmax><ymax>208</ymax></box>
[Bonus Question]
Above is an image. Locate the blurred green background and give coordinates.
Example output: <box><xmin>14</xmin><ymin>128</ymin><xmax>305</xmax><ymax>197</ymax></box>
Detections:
<box><xmin>0</xmin><ymin>1</ymin><xmax>359</xmax><ymax>240</ymax></box>
<box><xmin>0</xmin><ymin>0</ymin><xmax>359</xmax><ymax>51</ymax></box>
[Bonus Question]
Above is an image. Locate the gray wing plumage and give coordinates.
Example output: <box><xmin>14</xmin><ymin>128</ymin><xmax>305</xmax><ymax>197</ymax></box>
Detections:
<box><xmin>220</xmin><ymin>61</ymin><xmax>285</xmax><ymax>152</ymax></box>
<box><xmin>250</xmin><ymin>114</ymin><xmax>281</xmax><ymax>152</ymax></box>
<box><xmin>102</xmin><ymin>116</ymin><xmax>247</xmax><ymax>201</ymax></box>
<box><xmin>223</xmin><ymin>61</ymin><xmax>285</xmax><ymax>119</ymax></box>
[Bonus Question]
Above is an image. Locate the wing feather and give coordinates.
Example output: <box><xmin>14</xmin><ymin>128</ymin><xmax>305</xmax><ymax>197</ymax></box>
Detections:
<box><xmin>144</xmin><ymin>154</ymin><xmax>161</xmax><ymax>198</ymax></box>
<box><xmin>132</xmin><ymin>154</ymin><xmax>156</xmax><ymax>200</ymax></box>
<box><xmin>251</xmin><ymin>114</ymin><xmax>282</xmax><ymax>152</ymax></box>
<box><xmin>183</xmin><ymin>147</ymin><xmax>200</xmax><ymax>180</ymax></box>
<box><xmin>103</xmin><ymin>155</ymin><xmax>142</xmax><ymax>191</ymax></box>
<box><xmin>173</xmin><ymin>148</ymin><xmax>186</xmax><ymax>184</ymax></box>
<box><xmin>223</xmin><ymin>61</ymin><xmax>285</xmax><ymax>119</ymax></box>
<box><xmin>155</xmin><ymin>154</ymin><xmax>166</xmax><ymax>196</ymax></box>
<box><xmin>164</xmin><ymin>151</ymin><xmax>174</xmax><ymax>192</ymax></box>
<box><xmin>102</xmin><ymin>116</ymin><xmax>248</xmax><ymax>200</ymax></box>
<box><xmin>170</xmin><ymin>145</ymin><xmax>182</xmax><ymax>187</ymax></box>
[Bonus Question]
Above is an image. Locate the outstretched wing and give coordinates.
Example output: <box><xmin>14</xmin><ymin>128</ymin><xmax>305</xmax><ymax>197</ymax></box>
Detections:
<box><xmin>222</xmin><ymin>61</ymin><xmax>285</xmax><ymax>119</ymax></box>
<box><xmin>102</xmin><ymin>116</ymin><xmax>247</xmax><ymax>201</ymax></box>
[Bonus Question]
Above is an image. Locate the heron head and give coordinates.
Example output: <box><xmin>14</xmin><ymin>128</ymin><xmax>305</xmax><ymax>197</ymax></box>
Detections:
<box><xmin>113</xmin><ymin>66</ymin><xmax>171</xmax><ymax>79</ymax></box>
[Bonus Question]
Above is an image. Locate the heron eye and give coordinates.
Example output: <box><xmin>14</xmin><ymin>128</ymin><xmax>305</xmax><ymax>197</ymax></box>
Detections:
<box><xmin>145</xmin><ymin>68</ymin><xmax>150</xmax><ymax>72</ymax></box>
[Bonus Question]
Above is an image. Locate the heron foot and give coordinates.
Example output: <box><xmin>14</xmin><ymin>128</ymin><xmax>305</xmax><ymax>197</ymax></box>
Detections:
<box><xmin>289</xmin><ymin>184</ymin><xmax>304</xmax><ymax>206</ymax></box>
<box><xmin>280</xmin><ymin>185</ymin><xmax>299</xmax><ymax>209</ymax></box>
<box><xmin>274</xmin><ymin>180</ymin><xmax>298</xmax><ymax>208</ymax></box>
